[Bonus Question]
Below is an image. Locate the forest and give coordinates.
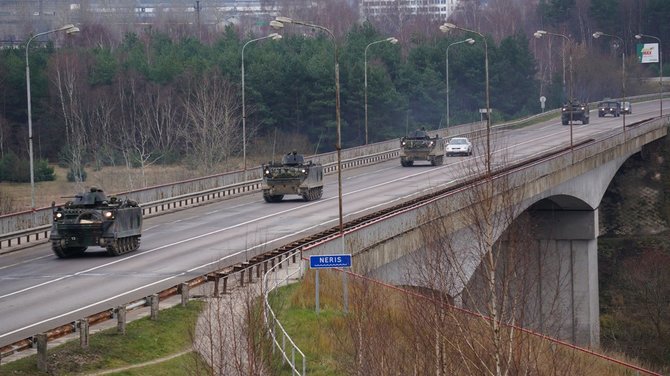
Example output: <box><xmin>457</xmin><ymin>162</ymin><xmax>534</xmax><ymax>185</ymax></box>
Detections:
<box><xmin>0</xmin><ymin>0</ymin><xmax>667</xmax><ymax>186</ymax></box>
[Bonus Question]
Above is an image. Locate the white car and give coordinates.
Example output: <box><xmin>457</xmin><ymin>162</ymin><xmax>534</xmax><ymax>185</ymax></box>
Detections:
<box><xmin>446</xmin><ymin>137</ymin><xmax>473</xmax><ymax>156</ymax></box>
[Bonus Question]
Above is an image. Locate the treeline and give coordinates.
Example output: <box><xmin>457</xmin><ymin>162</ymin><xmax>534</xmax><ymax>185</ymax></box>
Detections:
<box><xmin>0</xmin><ymin>22</ymin><xmax>538</xmax><ymax>181</ymax></box>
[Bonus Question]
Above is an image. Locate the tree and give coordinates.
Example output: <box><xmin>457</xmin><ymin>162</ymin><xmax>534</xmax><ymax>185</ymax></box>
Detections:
<box><xmin>181</xmin><ymin>70</ymin><xmax>242</xmax><ymax>173</ymax></box>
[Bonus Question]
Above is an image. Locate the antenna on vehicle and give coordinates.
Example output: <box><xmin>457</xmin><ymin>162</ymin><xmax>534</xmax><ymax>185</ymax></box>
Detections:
<box><xmin>272</xmin><ymin>127</ymin><xmax>277</xmax><ymax>164</ymax></box>
<box><xmin>313</xmin><ymin>133</ymin><xmax>323</xmax><ymax>158</ymax></box>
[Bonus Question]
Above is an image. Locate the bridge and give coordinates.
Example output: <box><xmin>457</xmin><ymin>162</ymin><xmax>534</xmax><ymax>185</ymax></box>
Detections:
<box><xmin>0</xmin><ymin>99</ymin><xmax>667</xmax><ymax>353</ymax></box>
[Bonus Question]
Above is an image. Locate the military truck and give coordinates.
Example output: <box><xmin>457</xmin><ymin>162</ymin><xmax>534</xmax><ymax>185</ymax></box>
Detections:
<box><xmin>50</xmin><ymin>188</ymin><xmax>143</xmax><ymax>258</ymax></box>
<box><xmin>262</xmin><ymin>151</ymin><xmax>324</xmax><ymax>202</ymax></box>
<box><xmin>561</xmin><ymin>100</ymin><xmax>590</xmax><ymax>125</ymax></box>
<box><xmin>399</xmin><ymin>129</ymin><xmax>446</xmax><ymax>166</ymax></box>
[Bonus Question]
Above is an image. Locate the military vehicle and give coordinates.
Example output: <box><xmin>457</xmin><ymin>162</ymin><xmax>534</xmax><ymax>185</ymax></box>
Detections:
<box><xmin>561</xmin><ymin>99</ymin><xmax>590</xmax><ymax>125</ymax></box>
<box><xmin>399</xmin><ymin>129</ymin><xmax>446</xmax><ymax>166</ymax></box>
<box><xmin>50</xmin><ymin>188</ymin><xmax>143</xmax><ymax>258</ymax></box>
<box><xmin>262</xmin><ymin>151</ymin><xmax>324</xmax><ymax>202</ymax></box>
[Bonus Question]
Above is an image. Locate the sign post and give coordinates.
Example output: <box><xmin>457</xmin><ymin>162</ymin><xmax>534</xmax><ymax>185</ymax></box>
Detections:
<box><xmin>540</xmin><ymin>96</ymin><xmax>546</xmax><ymax>113</ymax></box>
<box><xmin>309</xmin><ymin>254</ymin><xmax>352</xmax><ymax>314</ymax></box>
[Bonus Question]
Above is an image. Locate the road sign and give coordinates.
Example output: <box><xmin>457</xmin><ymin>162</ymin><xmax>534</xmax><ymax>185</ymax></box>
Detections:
<box><xmin>310</xmin><ymin>254</ymin><xmax>352</xmax><ymax>269</ymax></box>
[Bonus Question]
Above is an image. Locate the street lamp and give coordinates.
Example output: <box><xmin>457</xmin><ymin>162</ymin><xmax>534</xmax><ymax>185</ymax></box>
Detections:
<box><xmin>446</xmin><ymin>38</ymin><xmax>475</xmax><ymax>128</ymax></box>
<box><xmin>26</xmin><ymin>24</ymin><xmax>79</xmax><ymax>210</ymax></box>
<box><xmin>440</xmin><ymin>22</ymin><xmax>491</xmax><ymax>175</ymax></box>
<box><xmin>364</xmin><ymin>37</ymin><xmax>398</xmax><ymax>145</ymax></box>
<box><xmin>241</xmin><ymin>32</ymin><xmax>282</xmax><ymax>175</ymax></box>
<box><xmin>271</xmin><ymin>16</ymin><xmax>345</xmax><ymax>240</ymax></box>
<box><xmin>593</xmin><ymin>31</ymin><xmax>626</xmax><ymax>134</ymax></box>
<box><xmin>535</xmin><ymin>30</ymin><xmax>574</xmax><ymax>154</ymax></box>
<box><xmin>635</xmin><ymin>33</ymin><xmax>663</xmax><ymax>117</ymax></box>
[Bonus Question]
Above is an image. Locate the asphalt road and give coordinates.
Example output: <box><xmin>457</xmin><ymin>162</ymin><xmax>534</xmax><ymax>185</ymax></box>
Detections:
<box><xmin>0</xmin><ymin>100</ymin><xmax>665</xmax><ymax>347</ymax></box>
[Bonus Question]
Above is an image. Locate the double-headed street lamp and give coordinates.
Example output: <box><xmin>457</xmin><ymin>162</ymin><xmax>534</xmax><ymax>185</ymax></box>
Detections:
<box><xmin>241</xmin><ymin>33</ymin><xmax>282</xmax><ymax>175</ymax></box>
<box><xmin>440</xmin><ymin>22</ymin><xmax>491</xmax><ymax>175</ymax></box>
<box><xmin>635</xmin><ymin>33</ymin><xmax>663</xmax><ymax>117</ymax></box>
<box><xmin>446</xmin><ymin>38</ymin><xmax>475</xmax><ymax>128</ymax></box>
<box><xmin>364</xmin><ymin>37</ymin><xmax>398</xmax><ymax>145</ymax></box>
<box><xmin>593</xmin><ymin>31</ymin><xmax>627</xmax><ymax>134</ymax></box>
<box><xmin>535</xmin><ymin>30</ymin><xmax>574</xmax><ymax>154</ymax></box>
<box><xmin>271</xmin><ymin>16</ymin><xmax>345</xmax><ymax>240</ymax></box>
<box><xmin>26</xmin><ymin>24</ymin><xmax>80</xmax><ymax>210</ymax></box>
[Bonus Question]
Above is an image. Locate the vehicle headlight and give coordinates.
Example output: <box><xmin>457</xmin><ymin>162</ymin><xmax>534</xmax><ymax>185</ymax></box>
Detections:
<box><xmin>103</xmin><ymin>211</ymin><xmax>114</xmax><ymax>220</ymax></box>
<box><xmin>562</xmin><ymin>108</ymin><xmax>566</xmax><ymax>111</ymax></box>
<box><xmin>54</xmin><ymin>212</ymin><xmax>63</xmax><ymax>221</ymax></box>
<box><xmin>264</xmin><ymin>169</ymin><xmax>270</xmax><ymax>175</ymax></box>
<box><xmin>580</xmin><ymin>107</ymin><xmax>585</xmax><ymax>110</ymax></box>
<box><xmin>401</xmin><ymin>141</ymin><xmax>406</xmax><ymax>146</ymax></box>
<box><xmin>301</xmin><ymin>169</ymin><xmax>307</xmax><ymax>174</ymax></box>
<box><xmin>428</xmin><ymin>141</ymin><xmax>434</xmax><ymax>147</ymax></box>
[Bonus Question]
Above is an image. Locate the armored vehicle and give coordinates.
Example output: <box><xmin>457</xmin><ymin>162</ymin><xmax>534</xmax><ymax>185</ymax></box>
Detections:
<box><xmin>598</xmin><ymin>100</ymin><xmax>621</xmax><ymax>117</ymax></box>
<box><xmin>262</xmin><ymin>151</ymin><xmax>324</xmax><ymax>202</ymax></box>
<box><xmin>399</xmin><ymin>129</ymin><xmax>446</xmax><ymax>166</ymax></box>
<box><xmin>561</xmin><ymin>100</ymin><xmax>590</xmax><ymax>125</ymax></box>
<box><xmin>50</xmin><ymin>188</ymin><xmax>143</xmax><ymax>258</ymax></box>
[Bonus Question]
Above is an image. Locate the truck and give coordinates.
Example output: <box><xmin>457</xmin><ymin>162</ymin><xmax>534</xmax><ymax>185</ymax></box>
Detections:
<box><xmin>261</xmin><ymin>151</ymin><xmax>324</xmax><ymax>202</ymax></box>
<box><xmin>561</xmin><ymin>99</ymin><xmax>590</xmax><ymax>125</ymax></box>
<box><xmin>399</xmin><ymin>129</ymin><xmax>446</xmax><ymax>166</ymax></box>
<box><xmin>50</xmin><ymin>188</ymin><xmax>143</xmax><ymax>258</ymax></box>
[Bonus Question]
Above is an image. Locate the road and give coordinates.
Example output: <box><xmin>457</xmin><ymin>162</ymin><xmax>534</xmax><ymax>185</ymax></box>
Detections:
<box><xmin>0</xmin><ymin>100</ymin><xmax>665</xmax><ymax>347</ymax></box>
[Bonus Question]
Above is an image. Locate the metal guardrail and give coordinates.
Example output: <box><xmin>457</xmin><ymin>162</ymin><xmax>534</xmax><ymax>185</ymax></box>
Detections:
<box><xmin>1</xmin><ymin>92</ymin><xmax>665</xmax><ymax>252</ymax></box>
<box><xmin>263</xmin><ymin>248</ymin><xmax>306</xmax><ymax>375</ymax></box>
<box><xmin>0</xmin><ymin>246</ymin><xmax>300</xmax><ymax>362</ymax></box>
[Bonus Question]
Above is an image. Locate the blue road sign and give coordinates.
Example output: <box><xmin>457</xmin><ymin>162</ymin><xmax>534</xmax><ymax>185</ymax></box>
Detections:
<box><xmin>309</xmin><ymin>254</ymin><xmax>352</xmax><ymax>269</ymax></box>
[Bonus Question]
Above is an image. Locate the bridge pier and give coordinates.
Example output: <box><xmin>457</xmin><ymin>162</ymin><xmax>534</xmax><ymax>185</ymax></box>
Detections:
<box><xmin>525</xmin><ymin>208</ymin><xmax>600</xmax><ymax>347</ymax></box>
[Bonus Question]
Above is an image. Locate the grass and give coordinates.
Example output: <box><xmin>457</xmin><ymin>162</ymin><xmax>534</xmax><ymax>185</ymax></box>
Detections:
<box><xmin>267</xmin><ymin>270</ymin><xmax>661</xmax><ymax>376</ymax></box>
<box><xmin>0</xmin><ymin>300</ymin><xmax>206</xmax><ymax>376</ymax></box>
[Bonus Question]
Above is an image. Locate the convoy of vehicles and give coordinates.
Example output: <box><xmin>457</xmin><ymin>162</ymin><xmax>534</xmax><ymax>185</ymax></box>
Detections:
<box><xmin>561</xmin><ymin>99</ymin><xmax>590</xmax><ymax>125</ymax></box>
<box><xmin>598</xmin><ymin>100</ymin><xmax>621</xmax><ymax>117</ymax></box>
<box><xmin>446</xmin><ymin>137</ymin><xmax>473</xmax><ymax>156</ymax></box>
<box><xmin>399</xmin><ymin>129</ymin><xmax>446</xmax><ymax>166</ymax></box>
<box><xmin>261</xmin><ymin>151</ymin><xmax>324</xmax><ymax>202</ymax></box>
<box><xmin>50</xmin><ymin>188</ymin><xmax>143</xmax><ymax>258</ymax></box>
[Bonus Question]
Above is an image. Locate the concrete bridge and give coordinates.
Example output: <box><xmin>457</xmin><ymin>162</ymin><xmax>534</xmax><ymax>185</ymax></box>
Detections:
<box><xmin>304</xmin><ymin>115</ymin><xmax>669</xmax><ymax>347</ymax></box>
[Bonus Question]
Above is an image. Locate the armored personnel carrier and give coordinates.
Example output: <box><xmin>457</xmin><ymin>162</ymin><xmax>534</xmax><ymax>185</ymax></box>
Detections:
<box><xmin>50</xmin><ymin>188</ymin><xmax>143</xmax><ymax>258</ymax></box>
<box><xmin>399</xmin><ymin>129</ymin><xmax>446</xmax><ymax>166</ymax></box>
<box><xmin>561</xmin><ymin>99</ymin><xmax>590</xmax><ymax>125</ymax></box>
<box><xmin>262</xmin><ymin>151</ymin><xmax>324</xmax><ymax>202</ymax></box>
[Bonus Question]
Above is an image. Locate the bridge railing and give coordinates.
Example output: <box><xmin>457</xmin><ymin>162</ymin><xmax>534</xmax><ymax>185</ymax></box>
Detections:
<box><xmin>263</xmin><ymin>248</ymin><xmax>306</xmax><ymax>375</ymax></box>
<box><xmin>1</xmin><ymin>93</ymin><xmax>665</xmax><ymax>251</ymax></box>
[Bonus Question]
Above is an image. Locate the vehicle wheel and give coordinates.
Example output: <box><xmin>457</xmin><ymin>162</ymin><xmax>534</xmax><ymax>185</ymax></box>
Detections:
<box><xmin>599</xmin><ymin>114</ymin><xmax>603</xmax><ymax>118</ymax></box>
<box><xmin>430</xmin><ymin>157</ymin><xmax>437</xmax><ymax>166</ymax></box>
<box><xmin>562</xmin><ymin>118</ymin><xmax>568</xmax><ymax>125</ymax></box>
<box><xmin>314</xmin><ymin>187</ymin><xmax>323</xmax><ymax>200</ymax></box>
<box><xmin>583</xmin><ymin>117</ymin><xmax>589</xmax><ymax>125</ymax></box>
<box><xmin>432</xmin><ymin>156</ymin><xmax>444</xmax><ymax>166</ymax></box>
<box><xmin>52</xmin><ymin>242</ymin><xmax>87</xmax><ymax>258</ymax></box>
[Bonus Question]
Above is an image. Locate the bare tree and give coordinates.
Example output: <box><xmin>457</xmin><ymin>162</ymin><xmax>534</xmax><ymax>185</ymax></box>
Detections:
<box><xmin>181</xmin><ymin>70</ymin><xmax>242</xmax><ymax>173</ymax></box>
<box><xmin>50</xmin><ymin>50</ymin><xmax>91</xmax><ymax>189</ymax></box>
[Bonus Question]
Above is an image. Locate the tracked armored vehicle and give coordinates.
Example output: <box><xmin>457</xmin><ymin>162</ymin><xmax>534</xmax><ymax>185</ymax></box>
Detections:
<box><xmin>50</xmin><ymin>188</ymin><xmax>143</xmax><ymax>258</ymax></box>
<box><xmin>561</xmin><ymin>99</ymin><xmax>590</xmax><ymax>125</ymax></box>
<box><xmin>262</xmin><ymin>151</ymin><xmax>324</xmax><ymax>202</ymax></box>
<box><xmin>399</xmin><ymin>129</ymin><xmax>445</xmax><ymax>166</ymax></box>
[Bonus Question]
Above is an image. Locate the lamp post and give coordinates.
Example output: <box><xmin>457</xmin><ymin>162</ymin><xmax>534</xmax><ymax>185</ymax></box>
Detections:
<box><xmin>271</xmin><ymin>16</ymin><xmax>345</xmax><ymax>240</ymax></box>
<box><xmin>241</xmin><ymin>33</ymin><xmax>282</xmax><ymax>175</ymax></box>
<box><xmin>440</xmin><ymin>22</ymin><xmax>491</xmax><ymax>175</ymax></box>
<box><xmin>364</xmin><ymin>37</ymin><xmax>398</xmax><ymax>145</ymax></box>
<box><xmin>26</xmin><ymin>24</ymin><xmax>79</xmax><ymax>210</ymax></box>
<box><xmin>535</xmin><ymin>30</ymin><xmax>574</xmax><ymax>154</ymax></box>
<box><xmin>635</xmin><ymin>33</ymin><xmax>663</xmax><ymax>117</ymax></box>
<box><xmin>593</xmin><ymin>31</ymin><xmax>626</xmax><ymax>134</ymax></box>
<box><xmin>446</xmin><ymin>38</ymin><xmax>475</xmax><ymax>128</ymax></box>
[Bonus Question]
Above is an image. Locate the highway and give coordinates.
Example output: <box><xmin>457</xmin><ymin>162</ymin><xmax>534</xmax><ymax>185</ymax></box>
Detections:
<box><xmin>0</xmin><ymin>100</ymin><xmax>665</xmax><ymax>347</ymax></box>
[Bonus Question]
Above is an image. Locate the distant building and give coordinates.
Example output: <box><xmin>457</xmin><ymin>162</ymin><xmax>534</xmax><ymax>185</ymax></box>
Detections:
<box><xmin>360</xmin><ymin>0</ymin><xmax>460</xmax><ymax>21</ymax></box>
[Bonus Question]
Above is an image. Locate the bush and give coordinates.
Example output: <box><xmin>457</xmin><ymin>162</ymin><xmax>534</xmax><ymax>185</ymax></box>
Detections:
<box><xmin>0</xmin><ymin>153</ymin><xmax>53</xmax><ymax>182</ymax></box>
<box><xmin>67</xmin><ymin>167</ymin><xmax>87</xmax><ymax>182</ymax></box>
